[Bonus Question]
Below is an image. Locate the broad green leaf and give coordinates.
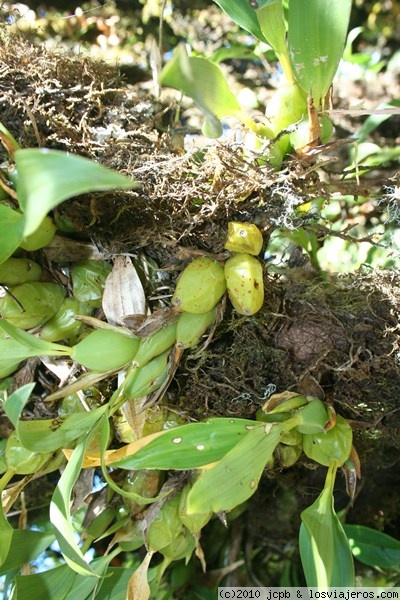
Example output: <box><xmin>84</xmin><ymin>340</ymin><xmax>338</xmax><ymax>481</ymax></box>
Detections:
<box><xmin>12</xmin><ymin>564</ymin><xmax>76</xmax><ymax>600</ymax></box>
<box><xmin>0</xmin><ymin>337</ymin><xmax>64</xmax><ymax>378</ymax></box>
<box><xmin>288</xmin><ymin>0</ymin><xmax>352</xmax><ymax>107</ymax></box>
<box><xmin>0</xmin><ymin>338</ymin><xmax>29</xmax><ymax>375</ymax></box>
<box><xmin>12</xmin><ymin>555</ymin><xmax>119</xmax><ymax>600</ymax></box>
<box><xmin>344</xmin><ymin>524</ymin><xmax>400</xmax><ymax>568</ymax></box>
<box><xmin>109</xmin><ymin>418</ymin><xmax>260</xmax><ymax>470</ymax></box>
<box><xmin>15</xmin><ymin>149</ymin><xmax>139</xmax><ymax>237</ymax></box>
<box><xmin>187</xmin><ymin>420</ymin><xmax>295</xmax><ymax>514</ymax></box>
<box><xmin>17</xmin><ymin>404</ymin><xmax>108</xmax><ymax>452</ymax></box>
<box><xmin>0</xmin><ymin>204</ymin><xmax>25</xmax><ymax>264</ymax></box>
<box><xmin>50</xmin><ymin>435</ymin><xmax>101</xmax><ymax>577</ymax></box>
<box><xmin>0</xmin><ymin>530</ymin><xmax>55</xmax><ymax>575</ymax></box>
<box><xmin>300</xmin><ymin>464</ymin><xmax>354</xmax><ymax>586</ymax></box>
<box><xmin>213</xmin><ymin>0</ymin><xmax>268</xmax><ymax>42</ymax></box>
<box><xmin>160</xmin><ymin>45</ymin><xmax>256</xmax><ymax>137</ymax></box>
<box><xmin>63</xmin><ymin>554</ymin><xmax>118</xmax><ymax>600</ymax></box>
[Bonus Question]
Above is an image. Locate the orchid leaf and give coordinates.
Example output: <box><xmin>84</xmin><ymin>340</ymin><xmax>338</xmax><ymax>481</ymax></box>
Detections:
<box><xmin>299</xmin><ymin>464</ymin><xmax>355</xmax><ymax>586</ymax></box>
<box><xmin>12</xmin><ymin>555</ymin><xmax>116</xmax><ymax>600</ymax></box>
<box><xmin>3</xmin><ymin>382</ymin><xmax>36</xmax><ymax>428</ymax></box>
<box><xmin>0</xmin><ymin>529</ymin><xmax>55</xmax><ymax>575</ymax></box>
<box><xmin>160</xmin><ymin>45</ymin><xmax>256</xmax><ymax>137</ymax></box>
<box><xmin>50</xmin><ymin>435</ymin><xmax>101</xmax><ymax>577</ymax></box>
<box><xmin>0</xmin><ymin>204</ymin><xmax>25</xmax><ymax>264</ymax></box>
<box><xmin>288</xmin><ymin>0</ymin><xmax>352</xmax><ymax>106</ymax></box>
<box><xmin>90</xmin><ymin>418</ymin><xmax>260</xmax><ymax>470</ymax></box>
<box><xmin>186</xmin><ymin>420</ymin><xmax>296</xmax><ymax>514</ymax></box>
<box><xmin>15</xmin><ymin>149</ymin><xmax>139</xmax><ymax>238</ymax></box>
<box><xmin>0</xmin><ymin>319</ymin><xmax>71</xmax><ymax>355</ymax></box>
<box><xmin>213</xmin><ymin>0</ymin><xmax>267</xmax><ymax>42</ymax></box>
<box><xmin>17</xmin><ymin>404</ymin><xmax>108</xmax><ymax>452</ymax></box>
<box><xmin>344</xmin><ymin>524</ymin><xmax>400</xmax><ymax>568</ymax></box>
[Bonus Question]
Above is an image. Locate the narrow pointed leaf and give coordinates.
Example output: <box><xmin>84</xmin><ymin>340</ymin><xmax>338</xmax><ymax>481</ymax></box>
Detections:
<box><xmin>288</xmin><ymin>0</ymin><xmax>352</xmax><ymax>106</ymax></box>
<box><xmin>344</xmin><ymin>524</ymin><xmax>400</xmax><ymax>568</ymax></box>
<box><xmin>256</xmin><ymin>1</ymin><xmax>294</xmax><ymax>82</ymax></box>
<box><xmin>63</xmin><ymin>554</ymin><xmax>117</xmax><ymax>600</ymax></box>
<box><xmin>15</xmin><ymin>149</ymin><xmax>139</xmax><ymax>237</ymax></box>
<box><xmin>3</xmin><ymin>382</ymin><xmax>36</xmax><ymax>428</ymax></box>
<box><xmin>0</xmin><ymin>319</ymin><xmax>71</xmax><ymax>356</ymax></box>
<box><xmin>50</xmin><ymin>435</ymin><xmax>101</xmax><ymax>577</ymax></box>
<box><xmin>213</xmin><ymin>0</ymin><xmax>268</xmax><ymax>42</ymax></box>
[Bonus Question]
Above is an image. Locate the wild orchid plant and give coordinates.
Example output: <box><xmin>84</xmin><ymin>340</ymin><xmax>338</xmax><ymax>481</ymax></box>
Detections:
<box><xmin>1</xmin><ymin>6</ymin><xmax>398</xmax><ymax>592</ymax></box>
<box><xmin>160</xmin><ymin>0</ymin><xmax>352</xmax><ymax>167</ymax></box>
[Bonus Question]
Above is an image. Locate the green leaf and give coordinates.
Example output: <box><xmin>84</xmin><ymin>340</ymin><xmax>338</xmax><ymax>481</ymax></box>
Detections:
<box><xmin>16</xmin><ymin>405</ymin><xmax>108</xmax><ymax>452</ymax></box>
<box><xmin>63</xmin><ymin>554</ymin><xmax>117</xmax><ymax>600</ymax></box>
<box><xmin>0</xmin><ymin>319</ymin><xmax>71</xmax><ymax>356</ymax></box>
<box><xmin>0</xmin><ymin>121</ymin><xmax>21</xmax><ymax>153</ymax></box>
<box><xmin>12</xmin><ymin>564</ymin><xmax>76</xmax><ymax>600</ymax></box>
<box><xmin>4</xmin><ymin>383</ymin><xmax>107</xmax><ymax>453</ymax></box>
<box><xmin>11</xmin><ymin>556</ymin><xmax>114</xmax><ymax>600</ymax></box>
<box><xmin>160</xmin><ymin>45</ymin><xmax>256</xmax><ymax>137</ymax></box>
<box><xmin>0</xmin><ymin>469</ymin><xmax>16</xmax><ymax>567</ymax></box>
<box><xmin>95</xmin><ymin>567</ymin><xmax>135</xmax><ymax>600</ymax></box>
<box><xmin>3</xmin><ymin>383</ymin><xmax>36</xmax><ymax>428</ymax></box>
<box><xmin>356</xmin><ymin>100</ymin><xmax>400</xmax><ymax>142</ymax></box>
<box><xmin>0</xmin><ymin>496</ymin><xmax>13</xmax><ymax>568</ymax></box>
<box><xmin>0</xmin><ymin>204</ymin><xmax>25</xmax><ymax>264</ymax></box>
<box><xmin>299</xmin><ymin>464</ymin><xmax>354</xmax><ymax>586</ymax></box>
<box><xmin>0</xmin><ymin>530</ymin><xmax>55</xmax><ymax>575</ymax></box>
<box><xmin>15</xmin><ymin>149</ymin><xmax>140</xmax><ymax>238</ymax></box>
<box><xmin>344</xmin><ymin>524</ymin><xmax>400</xmax><ymax>568</ymax></box>
<box><xmin>213</xmin><ymin>0</ymin><xmax>268</xmax><ymax>42</ymax></box>
<box><xmin>288</xmin><ymin>0</ymin><xmax>352</xmax><ymax>106</ymax></box>
<box><xmin>110</xmin><ymin>418</ymin><xmax>260</xmax><ymax>470</ymax></box>
<box><xmin>256</xmin><ymin>1</ymin><xmax>294</xmax><ymax>82</ymax></box>
<box><xmin>186</xmin><ymin>420</ymin><xmax>295</xmax><ymax>514</ymax></box>
<box><xmin>49</xmin><ymin>435</ymin><xmax>102</xmax><ymax>577</ymax></box>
